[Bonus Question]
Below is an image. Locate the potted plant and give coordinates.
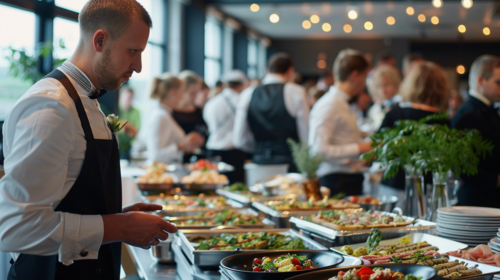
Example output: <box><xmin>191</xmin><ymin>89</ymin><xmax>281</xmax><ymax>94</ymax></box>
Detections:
<box><xmin>287</xmin><ymin>139</ymin><xmax>324</xmax><ymax>200</ymax></box>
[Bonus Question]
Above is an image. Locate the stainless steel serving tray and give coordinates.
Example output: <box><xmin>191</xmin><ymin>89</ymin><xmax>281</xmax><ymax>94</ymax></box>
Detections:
<box><xmin>178</xmin><ymin>228</ymin><xmax>327</xmax><ymax>267</ymax></box>
<box><xmin>172</xmin><ymin>242</ymin><xmax>221</xmax><ymax>280</ymax></box>
<box><xmin>290</xmin><ymin>212</ymin><xmax>436</xmax><ymax>246</ymax></box>
<box><xmin>141</xmin><ymin>194</ymin><xmax>223</xmax><ymax>203</ymax></box>
<box><xmin>446</xmin><ymin>256</ymin><xmax>500</xmax><ymax>280</ymax></box>
<box><xmin>152</xmin><ymin>198</ymin><xmax>244</xmax><ymax>216</ymax></box>
<box><xmin>215</xmin><ymin>189</ymin><xmax>298</xmax><ymax>207</ymax></box>
<box><xmin>331</xmin><ymin>233</ymin><xmax>468</xmax><ymax>255</ymax></box>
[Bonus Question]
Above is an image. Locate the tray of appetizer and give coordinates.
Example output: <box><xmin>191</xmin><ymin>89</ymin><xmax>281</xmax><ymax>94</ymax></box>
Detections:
<box><xmin>346</xmin><ymin>195</ymin><xmax>399</xmax><ymax>212</ymax></box>
<box><xmin>147</xmin><ymin>195</ymin><xmax>242</xmax><ymax>213</ymax></box>
<box><xmin>135</xmin><ymin>167</ymin><xmax>177</xmax><ymax>191</ymax></box>
<box><xmin>179</xmin><ymin>170</ymin><xmax>229</xmax><ymax>190</ymax></box>
<box><xmin>312</xmin><ymin>209</ymin><xmax>414</xmax><ymax>231</ymax></box>
<box><xmin>186</xmin><ymin>159</ymin><xmax>235</xmax><ymax>173</ymax></box>
<box><xmin>286</xmin><ymin>264</ymin><xmax>438</xmax><ymax>280</ymax></box>
<box><xmin>220</xmin><ymin>250</ymin><xmax>345</xmax><ymax>280</ymax></box>
<box><xmin>177</xmin><ymin>228</ymin><xmax>326</xmax><ymax>267</ymax></box>
<box><xmin>216</xmin><ymin>183</ymin><xmax>300</xmax><ymax>207</ymax></box>
<box><xmin>250</xmin><ymin>174</ymin><xmax>305</xmax><ymax>196</ymax></box>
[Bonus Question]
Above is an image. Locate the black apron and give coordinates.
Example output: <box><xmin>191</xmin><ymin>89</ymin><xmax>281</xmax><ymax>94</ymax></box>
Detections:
<box><xmin>8</xmin><ymin>69</ymin><xmax>122</xmax><ymax>280</ymax></box>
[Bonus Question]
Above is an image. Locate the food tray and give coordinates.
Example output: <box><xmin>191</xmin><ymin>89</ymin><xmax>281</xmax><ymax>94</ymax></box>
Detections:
<box><xmin>178</xmin><ymin>228</ymin><xmax>327</xmax><ymax>267</ymax></box>
<box><xmin>143</xmin><ymin>194</ymin><xmax>242</xmax><ymax>213</ymax></box>
<box><xmin>172</xmin><ymin>242</ymin><xmax>221</xmax><ymax>280</ymax></box>
<box><xmin>331</xmin><ymin>233</ymin><xmax>468</xmax><ymax>255</ymax></box>
<box><xmin>140</xmin><ymin>194</ymin><xmax>222</xmax><ymax>203</ymax></box>
<box><xmin>290</xmin><ymin>214</ymin><xmax>436</xmax><ymax>246</ymax></box>
<box><xmin>446</xmin><ymin>256</ymin><xmax>500</xmax><ymax>280</ymax></box>
<box><xmin>215</xmin><ymin>189</ymin><xmax>298</xmax><ymax>207</ymax></box>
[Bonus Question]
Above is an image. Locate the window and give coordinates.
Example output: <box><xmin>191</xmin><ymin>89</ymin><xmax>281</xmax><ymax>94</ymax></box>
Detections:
<box><xmin>53</xmin><ymin>17</ymin><xmax>80</xmax><ymax>62</ymax></box>
<box><xmin>247</xmin><ymin>37</ymin><xmax>258</xmax><ymax>79</ymax></box>
<box><xmin>55</xmin><ymin>0</ymin><xmax>88</xmax><ymax>13</ymax></box>
<box><xmin>0</xmin><ymin>5</ymin><xmax>36</xmax><ymax>120</ymax></box>
<box><xmin>204</xmin><ymin>16</ymin><xmax>222</xmax><ymax>88</ymax></box>
<box><xmin>258</xmin><ymin>41</ymin><xmax>267</xmax><ymax>79</ymax></box>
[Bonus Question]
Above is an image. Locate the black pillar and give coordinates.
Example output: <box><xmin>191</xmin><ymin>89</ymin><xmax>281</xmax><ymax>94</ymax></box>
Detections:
<box><xmin>233</xmin><ymin>30</ymin><xmax>248</xmax><ymax>74</ymax></box>
<box><xmin>183</xmin><ymin>4</ymin><xmax>205</xmax><ymax>76</ymax></box>
<box><xmin>35</xmin><ymin>0</ymin><xmax>55</xmax><ymax>74</ymax></box>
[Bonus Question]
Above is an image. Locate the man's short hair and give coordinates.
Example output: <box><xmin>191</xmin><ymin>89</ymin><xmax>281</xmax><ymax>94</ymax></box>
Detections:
<box><xmin>333</xmin><ymin>49</ymin><xmax>369</xmax><ymax>82</ymax></box>
<box><xmin>79</xmin><ymin>0</ymin><xmax>152</xmax><ymax>40</ymax></box>
<box><xmin>268</xmin><ymin>53</ymin><xmax>294</xmax><ymax>74</ymax></box>
<box><xmin>469</xmin><ymin>55</ymin><xmax>500</xmax><ymax>91</ymax></box>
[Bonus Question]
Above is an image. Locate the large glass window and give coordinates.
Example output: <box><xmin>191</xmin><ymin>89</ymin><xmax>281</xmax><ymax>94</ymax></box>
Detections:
<box><xmin>247</xmin><ymin>37</ymin><xmax>258</xmax><ymax>79</ymax></box>
<box><xmin>53</xmin><ymin>17</ymin><xmax>80</xmax><ymax>62</ymax></box>
<box><xmin>0</xmin><ymin>5</ymin><xmax>36</xmax><ymax>120</ymax></box>
<box><xmin>55</xmin><ymin>0</ymin><xmax>88</xmax><ymax>13</ymax></box>
<box><xmin>204</xmin><ymin>16</ymin><xmax>222</xmax><ymax>88</ymax></box>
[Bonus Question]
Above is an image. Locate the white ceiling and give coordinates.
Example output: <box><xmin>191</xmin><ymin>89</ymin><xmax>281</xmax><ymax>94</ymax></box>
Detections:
<box><xmin>215</xmin><ymin>1</ymin><xmax>500</xmax><ymax>40</ymax></box>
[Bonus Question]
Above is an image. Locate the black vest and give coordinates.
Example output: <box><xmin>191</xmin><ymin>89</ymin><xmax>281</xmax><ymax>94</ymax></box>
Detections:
<box><xmin>247</xmin><ymin>84</ymin><xmax>299</xmax><ymax>168</ymax></box>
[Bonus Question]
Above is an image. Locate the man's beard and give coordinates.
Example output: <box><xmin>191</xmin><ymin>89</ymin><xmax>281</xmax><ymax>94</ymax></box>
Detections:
<box><xmin>95</xmin><ymin>49</ymin><xmax>124</xmax><ymax>90</ymax></box>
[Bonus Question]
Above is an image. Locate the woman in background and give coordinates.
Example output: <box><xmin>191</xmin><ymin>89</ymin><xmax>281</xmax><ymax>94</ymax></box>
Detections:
<box><xmin>173</xmin><ymin>70</ymin><xmax>207</xmax><ymax>162</ymax></box>
<box><xmin>133</xmin><ymin>73</ymin><xmax>204</xmax><ymax>163</ymax></box>
<box><xmin>378</xmin><ymin>62</ymin><xmax>450</xmax><ymax>203</ymax></box>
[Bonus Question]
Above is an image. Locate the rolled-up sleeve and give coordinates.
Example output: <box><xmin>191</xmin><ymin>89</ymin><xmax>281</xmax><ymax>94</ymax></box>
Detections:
<box><xmin>0</xmin><ymin>94</ymin><xmax>103</xmax><ymax>265</ymax></box>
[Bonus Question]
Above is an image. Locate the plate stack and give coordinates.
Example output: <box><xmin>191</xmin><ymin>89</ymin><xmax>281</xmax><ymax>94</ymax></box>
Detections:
<box><xmin>489</xmin><ymin>232</ymin><xmax>500</xmax><ymax>254</ymax></box>
<box><xmin>436</xmin><ymin>207</ymin><xmax>500</xmax><ymax>247</ymax></box>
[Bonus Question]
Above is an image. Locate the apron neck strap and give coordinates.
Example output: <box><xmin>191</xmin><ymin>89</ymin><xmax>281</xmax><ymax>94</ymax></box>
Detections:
<box><xmin>45</xmin><ymin>69</ymin><xmax>95</xmax><ymax>141</ymax></box>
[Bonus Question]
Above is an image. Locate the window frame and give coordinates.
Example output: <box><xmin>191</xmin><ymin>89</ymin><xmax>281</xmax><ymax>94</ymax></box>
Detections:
<box><xmin>204</xmin><ymin>14</ymin><xmax>223</xmax><ymax>87</ymax></box>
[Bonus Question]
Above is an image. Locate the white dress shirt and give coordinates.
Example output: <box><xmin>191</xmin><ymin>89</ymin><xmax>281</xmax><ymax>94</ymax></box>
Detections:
<box><xmin>232</xmin><ymin>73</ymin><xmax>310</xmax><ymax>152</ymax></box>
<box><xmin>204</xmin><ymin>88</ymin><xmax>240</xmax><ymax>150</ymax></box>
<box><xmin>133</xmin><ymin>103</ymin><xmax>185</xmax><ymax>163</ymax></box>
<box><xmin>309</xmin><ymin>86</ymin><xmax>365</xmax><ymax>177</ymax></box>
<box><xmin>0</xmin><ymin>61</ymin><xmax>109</xmax><ymax>265</ymax></box>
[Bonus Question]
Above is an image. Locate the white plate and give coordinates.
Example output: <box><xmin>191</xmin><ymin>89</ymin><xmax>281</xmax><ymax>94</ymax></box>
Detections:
<box><xmin>437</xmin><ymin>215</ymin><xmax>500</xmax><ymax>223</ymax></box>
<box><xmin>437</xmin><ymin>221</ymin><xmax>500</xmax><ymax>231</ymax></box>
<box><xmin>489</xmin><ymin>242</ymin><xmax>500</xmax><ymax>251</ymax></box>
<box><xmin>492</xmin><ymin>237</ymin><xmax>500</xmax><ymax>246</ymax></box>
<box><xmin>437</xmin><ymin>217</ymin><xmax>500</xmax><ymax>226</ymax></box>
<box><xmin>436</xmin><ymin>227</ymin><xmax>498</xmax><ymax>238</ymax></box>
<box><xmin>438</xmin><ymin>207</ymin><xmax>500</xmax><ymax>218</ymax></box>
<box><xmin>436</xmin><ymin>231</ymin><xmax>492</xmax><ymax>242</ymax></box>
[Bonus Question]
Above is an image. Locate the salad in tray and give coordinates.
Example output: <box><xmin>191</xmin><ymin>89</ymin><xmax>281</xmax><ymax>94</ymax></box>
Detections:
<box><xmin>163</xmin><ymin>196</ymin><xmax>228</xmax><ymax>208</ymax></box>
<box><xmin>312</xmin><ymin>209</ymin><xmax>413</xmax><ymax>231</ymax></box>
<box><xmin>330</xmin><ymin>267</ymin><xmax>422</xmax><ymax>280</ymax></box>
<box><xmin>251</xmin><ymin>253</ymin><xmax>318</xmax><ymax>272</ymax></box>
<box><xmin>176</xmin><ymin>209</ymin><xmax>262</xmax><ymax>227</ymax></box>
<box><xmin>266</xmin><ymin>195</ymin><xmax>359</xmax><ymax>211</ymax></box>
<box><xmin>189</xmin><ymin>232</ymin><xmax>306</xmax><ymax>251</ymax></box>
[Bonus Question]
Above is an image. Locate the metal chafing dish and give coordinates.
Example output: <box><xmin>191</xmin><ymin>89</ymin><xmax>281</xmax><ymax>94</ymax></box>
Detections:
<box><xmin>289</xmin><ymin>212</ymin><xmax>436</xmax><ymax>247</ymax></box>
<box><xmin>178</xmin><ymin>228</ymin><xmax>327</xmax><ymax>267</ymax></box>
<box><xmin>143</xmin><ymin>194</ymin><xmax>242</xmax><ymax>213</ymax></box>
<box><xmin>215</xmin><ymin>188</ymin><xmax>299</xmax><ymax>208</ymax></box>
<box><xmin>172</xmin><ymin>241</ymin><xmax>221</xmax><ymax>280</ymax></box>
<box><xmin>251</xmin><ymin>201</ymin><xmax>322</xmax><ymax>228</ymax></box>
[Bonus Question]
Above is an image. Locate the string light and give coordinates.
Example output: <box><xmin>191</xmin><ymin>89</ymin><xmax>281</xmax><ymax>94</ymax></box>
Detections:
<box><xmin>431</xmin><ymin>16</ymin><xmax>439</xmax><ymax>25</ymax></box>
<box><xmin>462</xmin><ymin>0</ymin><xmax>473</xmax><ymax>9</ymax></box>
<box><xmin>458</xmin><ymin>24</ymin><xmax>466</xmax><ymax>33</ymax></box>
<box><xmin>322</xmin><ymin>23</ymin><xmax>332</xmax><ymax>32</ymax></box>
<box><xmin>432</xmin><ymin>0</ymin><xmax>443</xmax><ymax>8</ymax></box>
<box><xmin>386</xmin><ymin>16</ymin><xmax>396</xmax><ymax>25</ymax></box>
<box><xmin>456</xmin><ymin>65</ymin><xmax>466</xmax><ymax>75</ymax></box>
<box><xmin>343</xmin><ymin>24</ymin><xmax>352</xmax><ymax>33</ymax></box>
<box><xmin>317</xmin><ymin>60</ymin><xmax>327</xmax><ymax>69</ymax></box>
<box><xmin>406</xmin><ymin>7</ymin><xmax>415</xmax><ymax>15</ymax></box>
<box><xmin>483</xmin><ymin>27</ymin><xmax>491</xmax><ymax>36</ymax></box>
<box><xmin>269</xmin><ymin>13</ymin><xmax>280</xmax><ymax>23</ymax></box>
<box><xmin>364</xmin><ymin>21</ymin><xmax>373</xmax><ymax>30</ymax></box>
<box><xmin>250</xmin><ymin>4</ymin><xmax>260</xmax><ymax>12</ymax></box>
<box><xmin>348</xmin><ymin>10</ymin><xmax>358</xmax><ymax>20</ymax></box>
<box><xmin>418</xmin><ymin>14</ymin><xmax>426</xmax><ymax>22</ymax></box>
<box><xmin>310</xmin><ymin>15</ymin><xmax>320</xmax><ymax>24</ymax></box>
<box><xmin>302</xmin><ymin>20</ymin><xmax>312</xmax><ymax>29</ymax></box>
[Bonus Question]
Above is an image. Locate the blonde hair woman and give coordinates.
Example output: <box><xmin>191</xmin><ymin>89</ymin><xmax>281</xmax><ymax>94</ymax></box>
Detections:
<box><xmin>378</xmin><ymin>62</ymin><xmax>450</xmax><ymax>202</ymax></box>
<box><xmin>133</xmin><ymin>73</ymin><xmax>205</xmax><ymax>163</ymax></box>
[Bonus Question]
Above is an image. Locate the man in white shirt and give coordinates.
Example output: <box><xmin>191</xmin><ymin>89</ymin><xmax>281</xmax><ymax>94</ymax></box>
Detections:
<box><xmin>233</xmin><ymin>53</ymin><xmax>309</xmax><ymax>172</ymax></box>
<box><xmin>309</xmin><ymin>49</ymin><xmax>373</xmax><ymax>196</ymax></box>
<box><xmin>0</xmin><ymin>1</ymin><xmax>177</xmax><ymax>279</ymax></box>
<box><xmin>204</xmin><ymin>70</ymin><xmax>248</xmax><ymax>183</ymax></box>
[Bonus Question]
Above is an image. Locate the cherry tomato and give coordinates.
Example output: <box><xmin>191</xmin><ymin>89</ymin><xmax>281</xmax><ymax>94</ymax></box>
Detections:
<box><xmin>303</xmin><ymin>266</ymin><xmax>312</xmax><ymax>270</ymax></box>
<box><xmin>364</xmin><ymin>198</ymin><xmax>372</xmax><ymax>203</ymax></box>
<box><xmin>253</xmin><ymin>258</ymin><xmax>263</xmax><ymax>265</ymax></box>
<box><xmin>338</xmin><ymin>271</ymin><xmax>346</xmax><ymax>276</ymax></box>
<box><xmin>291</xmin><ymin>258</ymin><xmax>301</xmax><ymax>266</ymax></box>
<box><xmin>253</xmin><ymin>266</ymin><xmax>262</xmax><ymax>272</ymax></box>
<box><xmin>349</xmin><ymin>196</ymin><xmax>359</xmax><ymax>203</ymax></box>
<box><xmin>295</xmin><ymin>265</ymin><xmax>303</xmax><ymax>270</ymax></box>
<box><xmin>361</xmin><ymin>275</ymin><xmax>370</xmax><ymax>280</ymax></box>
<box><xmin>357</xmin><ymin>267</ymin><xmax>375</xmax><ymax>276</ymax></box>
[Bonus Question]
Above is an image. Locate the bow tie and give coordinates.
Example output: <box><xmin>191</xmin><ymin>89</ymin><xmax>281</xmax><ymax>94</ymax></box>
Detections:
<box><xmin>89</xmin><ymin>89</ymin><xmax>108</xmax><ymax>99</ymax></box>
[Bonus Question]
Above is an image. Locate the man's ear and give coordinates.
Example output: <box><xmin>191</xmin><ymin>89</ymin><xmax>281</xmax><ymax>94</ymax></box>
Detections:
<box><xmin>93</xmin><ymin>29</ymin><xmax>108</xmax><ymax>53</ymax></box>
<box><xmin>477</xmin><ymin>75</ymin><xmax>484</xmax><ymax>89</ymax></box>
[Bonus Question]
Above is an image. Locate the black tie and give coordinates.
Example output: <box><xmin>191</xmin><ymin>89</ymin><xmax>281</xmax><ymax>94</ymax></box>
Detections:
<box><xmin>89</xmin><ymin>89</ymin><xmax>108</xmax><ymax>99</ymax></box>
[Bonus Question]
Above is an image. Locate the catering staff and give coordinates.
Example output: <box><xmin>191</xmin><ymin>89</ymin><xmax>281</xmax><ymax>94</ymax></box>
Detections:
<box><xmin>203</xmin><ymin>70</ymin><xmax>249</xmax><ymax>183</ymax></box>
<box><xmin>133</xmin><ymin>73</ymin><xmax>205</xmax><ymax>163</ymax></box>
<box><xmin>452</xmin><ymin>55</ymin><xmax>500</xmax><ymax>208</ymax></box>
<box><xmin>0</xmin><ymin>1</ymin><xmax>177</xmax><ymax>279</ymax></box>
<box><xmin>233</xmin><ymin>53</ymin><xmax>309</xmax><ymax>172</ymax></box>
<box><xmin>309</xmin><ymin>49</ymin><xmax>373</xmax><ymax>196</ymax></box>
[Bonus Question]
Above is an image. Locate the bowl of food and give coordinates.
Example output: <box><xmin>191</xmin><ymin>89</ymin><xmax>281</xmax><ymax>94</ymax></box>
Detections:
<box><xmin>180</xmin><ymin>170</ymin><xmax>229</xmax><ymax>190</ymax></box>
<box><xmin>345</xmin><ymin>195</ymin><xmax>398</xmax><ymax>212</ymax></box>
<box><xmin>136</xmin><ymin>168</ymin><xmax>176</xmax><ymax>191</ymax></box>
<box><xmin>220</xmin><ymin>250</ymin><xmax>344</xmax><ymax>280</ymax></box>
<box><xmin>285</xmin><ymin>264</ymin><xmax>437</xmax><ymax>280</ymax></box>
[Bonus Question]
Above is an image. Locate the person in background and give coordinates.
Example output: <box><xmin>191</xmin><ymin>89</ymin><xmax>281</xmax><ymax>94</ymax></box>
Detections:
<box><xmin>208</xmin><ymin>80</ymin><xmax>224</xmax><ymax>99</ymax></box>
<box><xmin>378</xmin><ymin>62</ymin><xmax>450</xmax><ymax>200</ymax></box>
<box><xmin>452</xmin><ymin>55</ymin><xmax>500</xmax><ymax>207</ymax></box>
<box><xmin>317</xmin><ymin>70</ymin><xmax>334</xmax><ymax>91</ymax></box>
<box><xmin>366</xmin><ymin>65</ymin><xmax>402</xmax><ymax>131</ymax></box>
<box><xmin>133</xmin><ymin>74</ymin><xmax>204</xmax><ymax>163</ymax></box>
<box><xmin>292</xmin><ymin>72</ymin><xmax>303</xmax><ymax>84</ymax></box>
<box><xmin>249</xmin><ymin>79</ymin><xmax>262</xmax><ymax>88</ymax></box>
<box><xmin>307</xmin><ymin>86</ymin><xmax>326</xmax><ymax>108</ymax></box>
<box><xmin>233</xmin><ymin>53</ymin><xmax>309</xmax><ymax>172</ymax></box>
<box><xmin>204</xmin><ymin>70</ymin><xmax>249</xmax><ymax>183</ymax></box>
<box><xmin>403</xmin><ymin>53</ymin><xmax>425</xmax><ymax>77</ymax></box>
<box><xmin>118</xmin><ymin>85</ymin><xmax>141</xmax><ymax>159</ymax></box>
<box><xmin>309</xmin><ymin>49</ymin><xmax>372</xmax><ymax>196</ymax></box>
<box><xmin>448</xmin><ymin>90</ymin><xmax>464</xmax><ymax>119</ymax></box>
<box><xmin>352</xmin><ymin>91</ymin><xmax>373</xmax><ymax>128</ymax></box>
<box><xmin>375</xmin><ymin>52</ymin><xmax>397</xmax><ymax>68</ymax></box>
<box><xmin>194</xmin><ymin>81</ymin><xmax>210</xmax><ymax>109</ymax></box>
<box><xmin>174</xmin><ymin>70</ymin><xmax>207</xmax><ymax>163</ymax></box>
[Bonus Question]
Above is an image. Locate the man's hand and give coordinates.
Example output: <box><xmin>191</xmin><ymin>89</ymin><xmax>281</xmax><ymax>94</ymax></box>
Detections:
<box><xmin>122</xmin><ymin>202</ymin><xmax>163</xmax><ymax>213</ymax></box>
<box><xmin>358</xmin><ymin>141</ymin><xmax>373</xmax><ymax>154</ymax></box>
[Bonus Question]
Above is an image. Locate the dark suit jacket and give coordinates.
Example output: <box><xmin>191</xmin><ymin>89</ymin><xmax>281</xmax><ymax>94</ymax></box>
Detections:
<box><xmin>451</xmin><ymin>96</ymin><xmax>500</xmax><ymax>207</ymax></box>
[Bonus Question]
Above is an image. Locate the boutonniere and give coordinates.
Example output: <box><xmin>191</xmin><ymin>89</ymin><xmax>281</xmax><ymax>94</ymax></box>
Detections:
<box><xmin>107</xmin><ymin>114</ymin><xmax>128</xmax><ymax>133</ymax></box>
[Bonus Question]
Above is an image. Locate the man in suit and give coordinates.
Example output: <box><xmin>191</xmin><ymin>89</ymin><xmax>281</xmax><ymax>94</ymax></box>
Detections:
<box><xmin>452</xmin><ymin>55</ymin><xmax>500</xmax><ymax>207</ymax></box>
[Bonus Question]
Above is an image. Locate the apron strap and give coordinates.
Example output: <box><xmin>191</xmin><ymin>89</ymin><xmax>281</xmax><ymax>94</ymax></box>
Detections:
<box><xmin>45</xmin><ymin>69</ymin><xmax>95</xmax><ymax>141</ymax></box>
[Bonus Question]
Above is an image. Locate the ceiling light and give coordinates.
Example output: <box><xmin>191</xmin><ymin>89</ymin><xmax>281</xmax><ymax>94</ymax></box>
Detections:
<box><xmin>462</xmin><ymin>0</ymin><xmax>473</xmax><ymax>9</ymax></box>
<box><xmin>386</xmin><ymin>16</ymin><xmax>396</xmax><ymax>25</ymax></box>
<box><xmin>431</xmin><ymin>16</ymin><xmax>439</xmax><ymax>25</ymax></box>
<box><xmin>317</xmin><ymin>60</ymin><xmax>327</xmax><ymax>69</ymax></box>
<box><xmin>302</xmin><ymin>20</ymin><xmax>312</xmax><ymax>29</ymax></box>
<box><xmin>343</xmin><ymin>24</ymin><xmax>353</xmax><ymax>33</ymax></box>
<box><xmin>483</xmin><ymin>27</ymin><xmax>491</xmax><ymax>36</ymax></box>
<box><xmin>269</xmin><ymin>13</ymin><xmax>279</xmax><ymax>23</ymax></box>
<box><xmin>406</xmin><ymin>7</ymin><xmax>415</xmax><ymax>15</ymax></box>
<box><xmin>310</xmin><ymin>15</ymin><xmax>320</xmax><ymax>24</ymax></box>
<box><xmin>364</xmin><ymin>21</ymin><xmax>373</xmax><ymax>30</ymax></box>
<box><xmin>432</xmin><ymin>0</ymin><xmax>443</xmax><ymax>8</ymax></box>
<box><xmin>322</xmin><ymin>23</ymin><xmax>332</xmax><ymax>32</ymax></box>
<box><xmin>418</xmin><ymin>14</ymin><xmax>426</xmax><ymax>22</ymax></box>
<box><xmin>348</xmin><ymin>10</ymin><xmax>358</xmax><ymax>20</ymax></box>
<box><xmin>458</xmin><ymin>24</ymin><xmax>466</xmax><ymax>33</ymax></box>
<box><xmin>250</xmin><ymin>4</ymin><xmax>260</xmax><ymax>12</ymax></box>
<box><xmin>456</xmin><ymin>65</ymin><xmax>466</xmax><ymax>75</ymax></box>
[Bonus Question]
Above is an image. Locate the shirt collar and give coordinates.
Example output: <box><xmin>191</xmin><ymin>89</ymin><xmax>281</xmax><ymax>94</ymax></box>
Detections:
<box><xmin>328</xmin><ymin>86</ymin><xmax>350</xmax><ymax>102</ymax></box>
<box><xmin>58</xmin><ymin>61</ymin><xmax>99</xmax><ymax>97</ymax></box>
<box><xmin>469</xmin><ymin>90</ymin><xmax>492</xmax><ymax>106</ymax></box>
<box><xmin>262</xmin><ymin>73</ymin><xmax>286</xmax><ymax>85</ymax></box>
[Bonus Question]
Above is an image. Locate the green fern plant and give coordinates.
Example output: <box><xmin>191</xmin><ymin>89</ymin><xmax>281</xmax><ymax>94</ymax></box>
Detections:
<box><xmin>287</xmin><ymin>139</ymin><xmax>325</xmax><ymax>179</ymax></box>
